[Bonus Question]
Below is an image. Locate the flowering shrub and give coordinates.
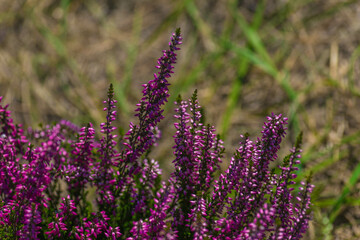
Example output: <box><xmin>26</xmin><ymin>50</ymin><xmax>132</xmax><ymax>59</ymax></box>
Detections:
<box><xmin>0</xmin><ymin>28</ymin><xmax>313</xmax><ymax>239</ymax></box>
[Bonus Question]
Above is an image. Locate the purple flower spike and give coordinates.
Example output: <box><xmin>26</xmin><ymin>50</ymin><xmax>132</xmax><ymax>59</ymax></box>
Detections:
<box><xmin>65</xmin><ymin>123</ymin><xmax>95</xmax><ymax>209</ymax></box>
<box><xmin>0</xmin><ymin>97</ymin><xmax>28</xmax><ymax>154</ymax></box>
<box><xmin>171</xmin><ymin>91</ymin><xmax>224</xmax><ymax>238</ymax></box>
<box><xmin>120</xmin><ymin>28</ymin><xmax>182</xmax><ymax>174</ymax></box>
<box><xmin>291</xmin><ymin>177</ymin><xmax>314</xmax><ymax>239</ymax></box>
<box><xmin>147</xmin><ymin>181</ymin><xmax>176</xmax><ymax>239</ymax></box>
<box><xmin>129</xmin><ymin>220</ymin><xmax>150</xmax><ymax>240</ymax></box>
<box><xmin>93</xmin><ymin>84</ymin><xmax>119</xmax><ymax>214</ymax></box>
<box><xmin>237</xmin><ymin>203</ymin><xmax>276</xmax><ymax>240</ymax></box>
<box><xmin>20</xmin><ymin>203</ymin><xmax>42</xmax><ymax>240</ymax></box>
<box><xmin>45</xmin><ymin>216</ymin><xmax>68</xmax><ymax>238</ymax></box>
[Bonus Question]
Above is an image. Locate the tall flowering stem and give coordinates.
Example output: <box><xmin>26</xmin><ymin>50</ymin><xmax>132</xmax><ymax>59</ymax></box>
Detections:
<box><xmin>119</xmin><ymin>28</ymin><xmax>182</xmax><ymax>178</ymax></box>
<box><xmin>207</xmin><ymin>136</ymin><xmax>252</xmax><ymax>228</ymax></box>
<box><xmin>113</xmin><ymin>28</ymin><xmax>182</xmax><ymax>234</ymax></box>
<box><xmin>94</xmin><ymin>83</ymin><xmax>119</xmax><ymax>216</ymax></box>
<box><xmin>65</xmin><ymin>123</ymin><xmax>95</xmax><ymax>216</ymax></box>
<box><xmin>171</xmin><ymin>91</ymin><xmax>224</xmax><ymax>239</ymax></box>
<box><xmin>171</xmin><ymin>94</ymin><xmax>197</xmax><ymax>239</ymax></box>
<box><xmin>225</xmin><ymin>114</ymin><xmax>288</xmax><ymax>233</ymax></box>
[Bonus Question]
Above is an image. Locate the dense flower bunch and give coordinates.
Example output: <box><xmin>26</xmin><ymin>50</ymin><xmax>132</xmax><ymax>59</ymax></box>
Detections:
<box><xmin>0</xmin><ymin>28</ymin><xmax>313</xmax><ymax>239</ymax></box>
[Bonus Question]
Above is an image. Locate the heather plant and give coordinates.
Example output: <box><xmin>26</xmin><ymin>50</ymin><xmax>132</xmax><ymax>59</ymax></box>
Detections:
<box><xmin>0</xmin><ymin>28</ymin><xmax>313</xmax><ymax>239</ymax></box>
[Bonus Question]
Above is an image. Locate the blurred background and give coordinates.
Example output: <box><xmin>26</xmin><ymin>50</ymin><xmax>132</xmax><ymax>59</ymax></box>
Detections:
<box><xmin>1</xmin><ymin>0</ymin><xmax>360</xmax><ymax>239</ymax></box>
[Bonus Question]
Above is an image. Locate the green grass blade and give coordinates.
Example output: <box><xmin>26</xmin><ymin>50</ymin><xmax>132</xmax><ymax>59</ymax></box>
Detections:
<box><xmin>329</xmin><ymin>161</ymin><xmax>360</xmax><ymax>223</ymax></box>
<box><xmin>228</xmin><ymin>0</ymin><xmax>273</xmax><ymax>67</ymax></box>
<box><xmin>223</xmin><ymin>39</ymin><xmax>278</xmax><ymax>77</ymax></box>
<box><xmin>220</xmin><ymin>0</ymin><xmax>266</xmax><ymax>137</ymax></box>
<box><xmin>316</xmin><ymin>197</ymin><xmax>360</xmax><ymax>208</ymax></box>
<box><xmin>302</xmin><ymin>131</ymin><xmax>360</xmax><ymax>164</ymax></box>
<box><xmin>251</xmin><ymin>0</ymin><xmax>266</xmax><ymax>29</ymax></box>
<box><xmin>297</xmin><ymin>149</ymin><xmax>347</xmax><ymax>182</ymax></box>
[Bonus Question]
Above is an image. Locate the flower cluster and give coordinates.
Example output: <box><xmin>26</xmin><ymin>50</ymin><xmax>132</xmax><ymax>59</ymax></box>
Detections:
<box><xmin>0</xmin><ymin>28</ymin><xmax>313</xmax><ymax>239</ymax></box>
